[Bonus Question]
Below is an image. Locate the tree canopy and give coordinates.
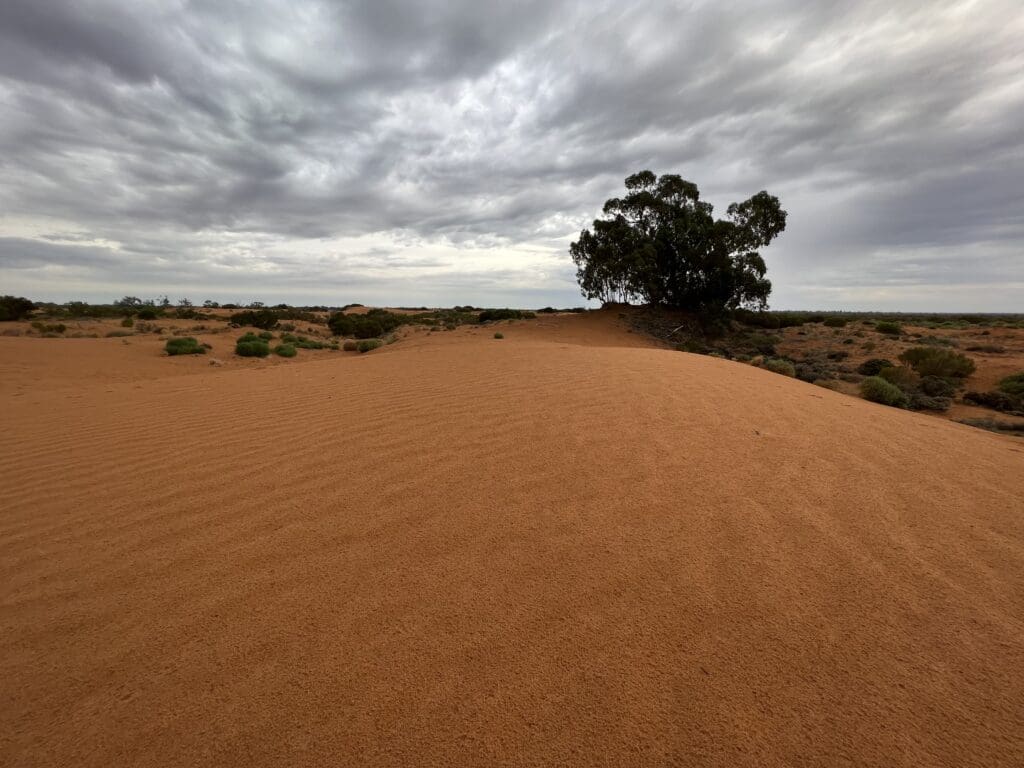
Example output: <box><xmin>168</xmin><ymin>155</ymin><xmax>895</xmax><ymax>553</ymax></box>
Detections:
<box><xmin>570</xmin><ymin>171</ymin><xmax>787</xmax><ymax>313</ymax></box>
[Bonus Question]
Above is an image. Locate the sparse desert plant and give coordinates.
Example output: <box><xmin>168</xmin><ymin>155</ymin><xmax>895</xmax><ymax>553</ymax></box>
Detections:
<box><xmin>826</xmin><ymin>350</ymin><xmax>849</xmax><ymax>361</ymax></box>
<box><xmin>998</xmin><ymin>372</ymin><xmax>1024</xmax><ymax>398</ymax></box>
<box><xmin>235</xmin><ymin>339</ymin><xmax>270</xmax><ymax>357</ymax></box>
<box><xmin>356</xmin><ymin>338</ymin><xmax>382</xmax><ymax>353</ymax></box>
<box><xmin>494</xmin><ymin>332</ymin><xmax>504</xmax><ymax>339</ymax></box>
<box><xmin>121</xmin><ymin>317</ymin><xmax>134</xmax><ymax>328</ymax></box>
<box><xmin>861</xmin><ymin>341</ymin><xmax>876</xmax><ymax>352</ymax></box>
<box><xmin>342</xmin><ymin>340</ymin><xmax>358</xmax><ymax>351</ymax></box>
<box><xmin>857</xmin><ymin>358</ymin><xmax>893</xmax><ymax>376</ymax></box>
<box><xmin>32</xmin><ymin>321</ymin><xmax>67</xmax><ymax>334</ymax></box>
<box><xmin>920</xmin><ymin>375</ymin><xmax>956</xmax><ymax>398</ymax></box>
<box><xmin>958</xmin><ymin>418</ymin><xmax>1024</xmax><ymax>435</ymax></box>
<box><xmin>106</xmin><ymin>330</ymin><xmax>133</xmax><ymax>338</ymax></box>
<box><xmin>823</xmin><ymin>316</ymin><xmax>847</xmax><ymax>327</ymax></box>
<box><xmin>259</xmin><ymin>331</ymin><xmax>274</xmax><ymax>340</ymax></box>
<box><xmin>963</xmin><ymin>390</ymin><xmax>1022</xmax><ymax>414</ymax></box>
<box><xmin>966</xmin><ymin>344</ymin><xmax>1005</xmax><ymax>353</ymax></box>
<box><xmin>860</xmin><ymin>376</ymin><xmax>909</xmax><ymax>408</ymax></box>
<box><xmin>898</xmin><ymin>347</ymin><xmax>975</xmax><ymax>379</ymax></box>
<box><xmin>908</xmin><ymin>393</ymin><xmax>951</xmax><ymax>412</ymax></box>
<box><xmin>165</xmin><ymin>337</ymin><xmax>205</xmax><ymax>356</ymax></box>
<box><xmin>273</xmin><ymin>343</ymin><xmax>297</xmax><ymax>357</ymax></box>
<box><xmin>478</xmin><ymin>308</ymin><xmax>535</xmax><ymax>322</ymax></box>
<box><xmin>763</xmin><ymin>358</ymin><xmax>796</xmax><ymax>377</ymax></box>
<box><xmin>875</xmin><ymin>321</ymin><xmax>902</xmax><ymax>335</ymax></box>
<box><xmin>878</xmin><ymin>365</ymin><xmax>920</xmax><ymax>392</ymax></box>
<box><xmin>230</xmin><ymin>309</ymin><xmax>279</xmax><ymax>330</ymax></box>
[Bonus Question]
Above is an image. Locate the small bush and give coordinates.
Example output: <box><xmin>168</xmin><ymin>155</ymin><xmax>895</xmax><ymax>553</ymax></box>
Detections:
<box><xmin>342</xmin><ymin>340</ymin><xmax>358</xmax><ymax>351</ymax></box>
<box><xmin>998</xmin><ymin>372</ymin><xmax>1024</xmax><ymax>398</ymax></box>
<box><xmin>920</xmin><ymin>375</ymin><xmax>956</xmax><ymax>398</ymax></box>
<box><xmin>230</xmin><ymin>309</ymin><xmax>279</xmax><ymax>330</ymax></box>
<box><xmin>356</xmin><ymin>338</ymin><xmax>382</xmax><ymax>353</ymax></box>
<box><xmin>823</xmin><ymin>316</ymin><xmax>847</xmax><ymax>327</ymax></box>
<box><xmin>478</xmin><ymin>308</ymin><xmax>535</xmax><ymax>323</ymax></box>
<box><xmin>860</xmin><ymin>376</ymin><xmax>909</xmax><ymax>408</ymax></box>
<box><xmin>494</xmin><ymin>332</ymin><xmax>504</xmax><ymax>339</ymax></box>
<box><xmin>861</xmin><ymin>341</ymin><xmax>876</xmax><ymax>352</ymax></box>
<box><xmin>235</xmin><ymin>339</ymin><xmax>270</xmax><ymax>357</ymax></box>
<box><xmin>106</xmin><ymin>330</ymin><xmax>133</xmax><ymax>338</ymax></box>
<box><xmin>878</xmin><ymin>365</ymin><xmax>920</xmax><ymax>392</ymax></box>
<box><xmin>165</xmin><ymin>337</ymin><xmax>205</xmax><ymax>356</ymax></box>
<box><xmin>857</xmin><ymin>358</ymin><xmax>893</xmax><ymax>376</ymax></box>
<box><xmin>274</xmin><ymin>343</ymin><xmax>297</xmax><ymax>357</ymax></box>
<box><xmin>963</xmin><ymin>390</ymin><xmax>1022</xmax><ymax>414</ymax></box>
<box><xmin>237</xmin><ymin>332</ymin><xmax>262</xmax><ymax>344</ymax></box>
<box><xmin>875</xmin><ymin>321</ymin><xmax>902</xmax><ymax>335</ymax></box>
<box><xmin>965</xmin><ymin>344</ymin><xmax>1005</xmax><ymax>353</ymax></box>
<box><xmin>742</xmin><ymin>333</ymin><xmax>776</xmax><ymax>355</ymax></box>
<box><xmin>258</xmin><ymin>331</ymin><xmax>274</xmax><ymax>340</ymax></box>
<box><xmin>826</xmin><ymin>350</ymin><xmax>849</xmax><ymax>361</ymax></box>
<box><xmin>908</xmin><ymin>394</ymin><xmax>951</xmax><ymax>412</ymax></box>
<box><xmin>959</xmin><ymin>418</ymin><xmax>1024</xmax><ymax>435</ymax></box>
<box><xmin>136</xmin><ymin>307</ymin><xmax>159</xmax><ymax>320</ymax></box>
<box><xmin>121</xmin><ymin>317</ymin><xmax>134</xmax><ymax>328</ymax></box>
<box><xmin>763</xmin><ymin>358</ymin><xmax>796</xmax><ymax>377</ymax></box>
<box><xmin>899</xmin><ymin>347</ymin><xmax>975</xmax><ymax>379</ymax></box>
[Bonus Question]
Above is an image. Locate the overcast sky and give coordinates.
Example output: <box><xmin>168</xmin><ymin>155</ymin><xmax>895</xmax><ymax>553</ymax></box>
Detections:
<box><xmin>1</xmin><ymin>0</ymin><xmax>1022</xmax><ymax>310</ymax></box>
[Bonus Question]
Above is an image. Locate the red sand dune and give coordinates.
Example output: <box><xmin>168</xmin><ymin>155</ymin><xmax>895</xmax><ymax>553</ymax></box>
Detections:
<box><xmin>2</xmin><ymin>312</ymin><xmax>1023</xmax><ymax>766</ymax></box>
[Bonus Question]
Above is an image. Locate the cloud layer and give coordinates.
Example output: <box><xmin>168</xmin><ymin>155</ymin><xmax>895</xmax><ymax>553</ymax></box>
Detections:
<box><xmin>1</xmin><ymin>0</ymin><xmax>1022</xmax><ymax>309</ymax></box>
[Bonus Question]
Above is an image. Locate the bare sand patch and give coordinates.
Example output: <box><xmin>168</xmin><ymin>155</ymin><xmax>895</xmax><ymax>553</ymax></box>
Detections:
<box><xmin>2</xmin><ymin>312</ymin><xmax>1023</xmax><ymax>766</ymax></box>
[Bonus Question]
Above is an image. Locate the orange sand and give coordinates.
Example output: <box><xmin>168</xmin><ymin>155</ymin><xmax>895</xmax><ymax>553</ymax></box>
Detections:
<box><xmin>2</xmin><ymin>312</ymin><xmax>1023</xmax><ymax>766</ymax></box>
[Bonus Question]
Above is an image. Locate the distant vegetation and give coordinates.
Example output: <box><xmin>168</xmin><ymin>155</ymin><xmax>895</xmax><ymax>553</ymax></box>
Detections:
<box><xmin>165</xmin><ymin>337</ymin><xmax>205</xmax><ymax>356</ymax></box>
<box><xmin>0</xmin><ymin>295</ymin><xmax>35</xmax><ymax>321</ymax></box>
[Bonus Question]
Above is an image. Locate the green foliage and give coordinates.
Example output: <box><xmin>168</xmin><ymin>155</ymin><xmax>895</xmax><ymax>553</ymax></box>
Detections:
<box><xmin>898</xmin><ymin>347</ymin><xmax>975</xmax><ymax>379</ymax></box>
<box><xmin>878</xmin><ymin>365</ymin><xmax>920</xmax><ymax>392</ymax></box>
<box><xmin>31</xmin><ymin>321</ymin><xmax>67</xmax><ymax>334</ymax></box>
<box><xmin>165</xmin><ymin>337</ymin><xmax>205</xmax><ymax>356</ymax></box>
<box><xmin>235</xmin><ymin>339</ymin><xmax>270</xmax><ymax>357</ymax></box>
<box><xmin>230</xmin><ymin>309</ymin><xmax>280</xmax><ymax>330</ymax></box>
<box><xmin>998</xmin><ymin>372</ymin><xmax>1024</xmax><ymax>398</ymax></box>
<box><xmin>0</xmin><ymin>295</ymin><xmax>35</xmax><ymax>321</ymax></box>
<box><xmin>857</xmin><ymin>358</ymin><xmax>894</xmax><ymax>376</ymax></box>
<box><xmin>570</xmin><ymin>170</ymin><xmax>786</xmax><ymax>312</ymax></box>
<box><xmin>258</xmin><ymin>331</ymin><xmax>274</xmax><ymax>340</ymax></box>
<box><xmin>121</xmin><ymin>317</ymin><xmax>134</xmax><ymax>328</ymax></box>
<box><xmin>356</xmin><ymin>338</ymin><xmax>382</xmax><ymax>353</ymax></box>
<box><xmin>966</xmin><ymin>344</ymin><xmax>1005</xmax><ymax>353</ymax></box>
<box><xmin>478</xmin><ymin>308</ymin><xmax>535</xmax><ymax>322</ymax></box>
<box><xmin>875</xmin><ymin>321</ymin><xmax>902</xmax><ymax>335</ymax></box>
<box><xmin>342</xmin><ymin>340</ymin><xmax>358</xmax><ymax>351</ymax></box>
<box><xmin>763</xmin><ymin>358</ymin><xmax>796</xmax><ymax>377</ymax></box>
<box><xmin>493</xmin><ymin>332</ymin><xmax>504</xmax><ymax>339</ymax></box>
<box><xmin>907</xmin><ymin>394</ymin><xmax>951</xmax><ymax>412</ymax></box>
<box><xmin>822</xmin><ymin>316</ymin><xmax>847</xmax><ymax>327</ymax></box>
<box><xmin>963</xmin><ymin>390</ymin><xmax>1022</xmax><ymax>414</ymax></box>
<box><xmin>274</xmin><ymin>343</ymin><xmax>297</xmax><ymax>357</ymax></box>
<box><xmin>106</xmin><ymin>330</ymin><xmax>133</xmax><ymax>338</ymax></box>
<box><xmin>920</xmin><ymin>375</ymin><xmax>956</xmax><ymax>398</ymax></box>
<box><xmin>860</xmin><ymin>376</ymin><xmax>909</xmax><ymax>408</ymax></box>
<box><xmin>328</xmin><ymin>309</ymin><xmax>401</xmax><ymax>338</ymax></box>
<box><xmin>136</xmin><ymin>307</ymin><xmax>160</xmax><ymax>320</ymax></box>
<box><xmin>958</xmin><ymin>418</ymin><xmax>1024</xmax><ymax>435</ymax></box>
<box><xmin>742</xmin><ymin>332</ymin><xmax>776</xmax><ymax>355</ymax></box>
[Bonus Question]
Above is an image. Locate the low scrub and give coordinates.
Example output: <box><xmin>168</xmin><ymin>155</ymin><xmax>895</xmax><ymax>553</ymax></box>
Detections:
<box><xmin>998</xmin><ymin>372</ymin><xmax>1024</xmax><ymax>398</ymax></box>
<box><xmin>106</xmin><ymin>330</ymin><xmax>133</xmax><ymax>338</ymax></box>
<box><xmin>493</xmin><ymin>332</ymin><xmax>504</xmax><ymax>339</ymax></box>
<box><xmin>822</xmin><ymin>316</ymin><xmax>847</xmax><ymax>327</ymax></box>
<box><xmin>875</xmin><ymin>321</ymin><xmax>902</xmax><ymax>335</ymax></box>
<box><xmin>959</xmin><ymin>418</ymin><xmax>1024</xmax><ymax>435</ymax></box>
<box><xmin>857</xmin><ymin>358</ymin><xmax>893</xmax><ymax>376</ymax></box>
<box><xmin>860</xmin><ymin>376</ymin><xmax>909</xmax><ymax>408</ymax></box>
<box><xmin>0</xmin><ymin>295</ymin><xmax>35</xmax><ymax>321</ymax></box>
<box><xmin>273</xmin><ymin>343</ymin><xmax>297</xmax><ymax>357</ymax></box>
<box><xmin>356</xmin><ymin>338</ymin><xmax>382</xmax><ymax>353</ymax></box>
<box><xmin>342</xmin><ymin>340</ymin><xmax>358</xmax><ymax>351</ymax></box>
<box><xmin>898</xmin><ymin>347</ymin><xmax>975</xmax><ymax>379</ymax></box>
<box><xmin>963</xmin><ymin>390</ymin><xmax>1023</xmax><ymax>414</ymax></box>
<box><xmin>235</xmin><ymin>339</ymin><xmax>270</xmax><ymax>357</ymax></box>
<box><xmin>478</xmin><ymin>308</ymin><xmax>535</xmax><ymax>323</ymax></box>
<box><xmin>165</xmin><ymin>337</ymin><xmax>205</xmax><ymax>356</ymax></box>
<box><xmin>230</xmin><ymin>309</ymin><xmax>280</xmax><ymax>330</ymax></box>
<box><xmin>907</xmin><ymin>393</ymin><xmax>951</xmax><ymax>412</ymax></box>
<box><xmin>763</xmin><ymin>358</ymin><xmax>796</xmax><ymax>377</ymax></box>
<box><xmin>878</xmin><ymin>365</ymin><xmax>920</xmax><ymax>392</ymax></box>
<box><xmin>965</xmin><ymin>344</ymin><xmax>1005</xmax><ymax>353</ymax></box>
<box><xmin>920</xmin><ymin>375</ymin><xmax>956</xmax><ymax>398</ymax></box>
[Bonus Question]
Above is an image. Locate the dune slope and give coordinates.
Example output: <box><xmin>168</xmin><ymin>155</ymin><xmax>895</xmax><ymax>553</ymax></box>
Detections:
<box><xmin>2</xmin><ymin>318</ymin><xmax>1023</xmax><ymax>767</ymax></box>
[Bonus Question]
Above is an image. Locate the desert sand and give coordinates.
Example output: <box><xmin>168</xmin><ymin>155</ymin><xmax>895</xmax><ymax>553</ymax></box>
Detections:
<box><xmin>2</xmin><ymin>311</ymin><xmax>1023</xmax><ymax>766</ymax></box>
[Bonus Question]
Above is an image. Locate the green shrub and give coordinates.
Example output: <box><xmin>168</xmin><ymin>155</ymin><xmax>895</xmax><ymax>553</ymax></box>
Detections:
<box><xmin>860</xmin><ymin>376</ymin><xmax>909</xmax><ymax>408</ymax></box>
<box><xmin>826</xmin><ymin>350</ymin><xmax>849</xmax><ymax>361</ymax></box>
<box><xmin>273</xmin><ymin>343</ymin><xmax>297</xmax><ymax>357</ymax></box>
<box><xmin>230</xmin><ymin>309</ymin><xmax>279</xmax><ymax>330</ymax></box>
<box><xmin>165</xmin><ymin>337</ymin><xmax>205</xmax><ymax>356</ymax></box>
<box><xmin>356</xmin><ymin>338</ymin><xmax>382</xmax><ymax>353</ymax></box>
<box><xmin>857</xmin><ymin>358</ymin><xmax>893</xmax><ymax>376</ymax></box>
<box><xmin>898</xmin><ymin>347</ymin><xmax>975</xmax><ymax>379</ymax></box>
<box><xmin>494</xmin><ymin>332</ymin><xmax>504</xmax><ymax>339</ymax></box>
<box><xmin>237</xmin><ymin>332</ymin><xmax>262</xmax><ymax>344</ymax></box>
<box><xmin>0</xmin><ymin>295</ymin><xmax>35</xmax><ymax>321</ymax></box>
<box><xmin>878</xmin><ymin>365</ymin><xmax>920</xmax><ymax>392</ymax></box>
<box><xmin>121</xmin><ymin>317</ymin><xmax>134</xmax><ymax>328</ymax></box>
<box><xmin>258</xmin><ymin>331</ymin><xmax>274</xmax><ymax>340</ymax></box>
<box><xmin>875</xmin><ymin>321</ymin><xmax>902</xmax><ymax>335</ymax></box>
<box><xmin>966</xmin><ymin>344</ymin><xmax>1005</xmax><ymax>353</ymax></box>
<box><xmin>908</xmin><ymin>394</ymin><xmax>951</xmax><ymax>412</ymax></box>
<box><xmin>998</xmin><ymin>372</ymin><xmax>1024</xmax><ymax>398</ymax></box>
<box><xmin>742</xmin><ymin>333</ymin><xmax>776</xmax><ymax>355</ymax></box>
<box><xmin>478</xmin><ymin>308</ymin><xmax>535</xmax><ymax>323</ymax></box>
<box><xmin>963</xmin><ymin>390</ymin><xmax>1022</xmax><ymax>414</ymax></box>
<box><xmin>235</xmin><ymin>339</ymin><xmax>270</xmax><ymax>357</ymax></box>
<box><xmin>342</xmin><ymin>340</ymin><xmax>358</xmax><ymax>351</ymax></box>
<box><xmin>920</xmin><ymin>375</ymin><xmax>956</xmax><ymax>398</ymax></box>
<box><xmin>763</xmin><ymin>358</ymin><xmax>796</xmax><ymax>377</ymax></box>
<box><xmin>136</xmin><ymin>307</ymin><xmax>159</xmax><ymax>320</ymax></box>
<box><xmin>106</xmin><ymin>330</ymin><xmax>133</xmax><ymax>338</ymax></box>
<box><xmin>823</xmin><ymin>316</ymin><xmax>847</xmax><ymax>327</ymax></box>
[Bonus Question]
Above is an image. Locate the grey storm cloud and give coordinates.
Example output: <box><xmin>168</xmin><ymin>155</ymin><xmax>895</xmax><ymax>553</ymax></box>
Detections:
<box><xmin>0</xmin><ymin>0</ymin><xmax>1021</xmax><ymax>309</ymax></box>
